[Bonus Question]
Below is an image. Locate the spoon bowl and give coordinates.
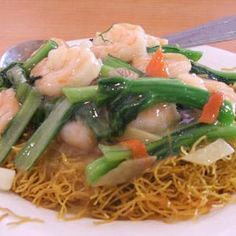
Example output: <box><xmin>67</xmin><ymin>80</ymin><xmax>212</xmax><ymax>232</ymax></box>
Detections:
<box><xmin>0</xmin><ymin>40</ymin><xmax>45</xmax><ymax>68</ymax></box>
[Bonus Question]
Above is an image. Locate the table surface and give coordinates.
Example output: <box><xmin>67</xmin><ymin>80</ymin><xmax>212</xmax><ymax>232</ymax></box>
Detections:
<box><xmin>0</xmin><ymin>0</ymin><xmax>236</xmax><ymax>55</ymax></box>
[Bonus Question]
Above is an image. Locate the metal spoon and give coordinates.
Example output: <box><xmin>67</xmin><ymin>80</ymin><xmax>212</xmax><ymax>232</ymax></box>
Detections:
<box><xmin>0</xmin><ymin>15</ymin><xmax>236</xmax><ymax>68</ymax></box>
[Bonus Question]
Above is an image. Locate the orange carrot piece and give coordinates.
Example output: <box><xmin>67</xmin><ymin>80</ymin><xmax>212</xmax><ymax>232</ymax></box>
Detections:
<box><xmin>146</xmin><ymin>48</ymin><xmax>168</xmax><ymax>77</ymax></box>
<box><xmin>120</xmin><ymin>139</ymin><xmax>148</xmax><ymax>159</ymax></box>
<box><xmin>198</xmin><ymin>92</ymin><xmax>224</xmax><ymax>124</ymax></box>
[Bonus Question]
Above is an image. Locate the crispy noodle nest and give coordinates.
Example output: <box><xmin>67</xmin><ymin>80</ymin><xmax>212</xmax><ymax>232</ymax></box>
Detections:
<box><xmin>4</xmin><ymin>138</ymin><xmax>236</xmax><ymax>222</ymax></box>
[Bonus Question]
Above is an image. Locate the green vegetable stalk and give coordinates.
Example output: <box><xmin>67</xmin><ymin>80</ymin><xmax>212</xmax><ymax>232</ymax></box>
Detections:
<box><xmin>147</xmin><ymin>45</ymin><xmax>203</xmax><ymax>61</ymax></box>
<box><xmin>98</xmin><ymin>77</ymin><xmax>234</xmax><ymax>135</ymax></box>
<box><xmin>14</xmin><ymin>98</ymin><xmax>74</xmax><ymax>170</ymax></box>
<box><xmin>74</xmin><ymin>102</ymin><xmax>111</xmax><ymax>140</ymax></box>
<box><xmin>0</xmin><ymin>40</ymin><xmax>58</xmax><ymax>166</ymax></box>
<box><xmin>23</xmin><ymin>40</ymin><xmax>58</xmax><ymax>74</ymax></box>
<box><xmin>191</xmin><ymin>61</ymin><xmax>236</xmax><ymax>84</ymax></box>
<box><xmin>0</xmin><ymin>89</ymin><xmax>42</xmax><ymax>164</ymax></box>
<box><xmin>0</xmin><ymin>40</ymin><xmax>58</xmax><ymax>87</ymax></box>
<box><xmin>64</xmin><ymin>77</ymin><xmax>235</xmax><ymax>137</ymax></box>
<box><xmin>86</xmin><ymin>123</ymin><xmax>236</xmax><ymax>185</ymax></box>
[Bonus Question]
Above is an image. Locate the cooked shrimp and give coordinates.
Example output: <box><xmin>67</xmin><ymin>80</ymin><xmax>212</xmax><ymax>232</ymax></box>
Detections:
<box><xmin>164</xmin><ymin>53</ymin><xmax>192</xmax><ymax>77</ymax></box>
<box><xmin>176</xmin><ymin>73</ymin><xmax>207</xmax><ymax>90</ymax></box>
<box><xmin>128</xmin><ymin>103</ymin><xmax>180</xmax><ymax>135</ymax></box>
<box><xmin>60</xmin><ymin>120</ymin><xmax>97</xmax><ymax>154</ymax></box>
<box><xmin>145</xmin><ymin>34</ymin><xmax>168</xmax><ymax>48</ymax></box>
<box><xmin>132</xmin><ymin>53</ymin><xmax>191</xmax><ymax>77</ymax></box>
<box><xmin>92</xmin><ymin>23</ymin><xmax>148</xmax><ymax>62</ymax></box>
<box><xmin>203</xmin><ymin>79</ymin><xmax>236</xmax><ymax>105</ymax></box>
<box><xmin>0</xmin><ymin>89</ymin><xmax>20</xmax><ymax>135</ymax></box>
<box><xmin>177</xmin><ymin>73</ymin><xmax>236</xmax><ymax>105</ymax></box>
<box><xmin>31</xmin><ymin>42</ymin><xmax>101</xmax><ymax>97</ymax></box>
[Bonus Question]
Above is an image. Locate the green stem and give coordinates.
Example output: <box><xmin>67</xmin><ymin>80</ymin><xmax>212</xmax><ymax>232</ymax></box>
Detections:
<box><xmin>191</xmin><ymin>61</ymin><xmax>236</xmax><ymax>84</ymax></box>
<box><xmin>99</xmin><ymin>144</ymin><xmax>131</xmax><ymax>162</ymax></box>
<box><xmin>22</xmin><ymin>40</ymin><xmax>58</xmax><ymax>74</ymax></box>
<box><xmin>147</xmin><ymin>123</ymin><xmax>236</xmax><ymax>158</ymax></box>
<box><xmin>100</xmin><ymin>65</ymin><xmax>114</xmax><ymax>77</ymax></box>
<box><xmin>14</xmin><ymin>98</ymin><xmax>74</xmax><ymax>170</ymax></box>
<box><xmin>99</xmin><ymin>77</ymin><xmax>234</xmax><ymax>125</ymax></box>
<box><xmin>0</xmin><ymin>89</ymin><xmax>41</xmax><ymax>164</ymax></box>
<box><xmin>147</xmin><ymin>45</ymin><xmax>203</xmax><ymax>61</ymax></box>
<box><xmin>86</xmin><ymin>123</ymin><xmax>236</xmax><ymax>185</ymax></box>
<box><xmin>63</xmin><ymin>86</ymin><xmax>98</xmax><ymax>104</ymax></box>
<box><xmin>86</xmin><ymin>157</ymin><xmax>122</xmax><ymax>185</ymax></box>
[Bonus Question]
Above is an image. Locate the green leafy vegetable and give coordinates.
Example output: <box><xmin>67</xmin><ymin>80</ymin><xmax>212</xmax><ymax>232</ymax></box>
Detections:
<box><xmin>86</xmin><ymin>123</ymin><xmax>236</xmax><ymax>185</ymax></box>
<box><xmin>99</xmin><ymin>77</ymin><xmax>234</xmax><ymax>135</ymax></box>
<box><xmin>64</xmin><ymin>77</ymin><xmax>235</xmax><ymax>137</ymax></box>
<box><xmin>23</xmin><ymin>40</ymin><xmax>58</xmax><ymax>74</ymax></box>
<box><xmin>0</xmin><ymin>89</ymin><xmax>41</xmax><ymax>164</ymax></box>
<box><xmin>191</xmin><ymin>61</ymin><xmax>236</xmax><ymax>84</ymax></box>
<box><xmin>14</xmin><ymin>98</ymin><xmax>74</xmax><ymax>170</ymax></box>
<box><xmin>75</xmin><ymin>102</ymin><xmax>111</xmax><ymax>140</ymax></box>
<box><xmin>147</xmin><ymin>45</ymin><xmax>203</xmax><ymax>61</ymax></box>
<box><xmin>63</xmin><ymin>86</ymin><xmax>98</xmax><ymax>104</ymax></box>
<box><xmin>147</xmin><ymin>123</ymin><xmax>236</xmax><ymax>158</ymax></box>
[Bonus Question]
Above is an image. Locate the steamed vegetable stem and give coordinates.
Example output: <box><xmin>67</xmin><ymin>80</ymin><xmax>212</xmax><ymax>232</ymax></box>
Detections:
<box><xmin>190</xmin><ymin>61</ymin><xmax>236</xmax><ymax>84</ymax></box>
<box><xmin>23</xmin><ymin>40</ymin><xmax>58</xmax><ymax>74</ymax></box>
<box><xmin>63</xmin><ymin>86</ymin><xmax>98</xmax><ymax>104</ymax></box>
<box><xmin>0</xmin><ymin>89</ymin><xmax>41</xmax><ymax>164</ymax></box>
<box><xmin>14</xmin><ymin>98</ymin><xmax>74</xmax><ymax>170</ymax></box>
<box><xmin>64</xmin><ymin>77</ymin><xmax>235</xmax><ymax>139</ymax></box>
<box><xmin>86</xmin><ymin>123</ymin><xmax>236</xmax><ymax>185</ymax></box>
<box><xmin>147</xmin><ymin>123</ymin><xmax>236</xmax><ymax>158</ymax></box>
<box><xmin>147</xmin><ymin>45</ymin><xmax>203</xmax><ymax>61</ymax></box>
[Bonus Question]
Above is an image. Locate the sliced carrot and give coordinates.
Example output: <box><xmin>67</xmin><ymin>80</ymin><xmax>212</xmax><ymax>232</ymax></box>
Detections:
<box><xmin>198</xmin><ymin>92</ymin><xmax>224</xmax><ymax>124</ymax></box>
<box><xmin>146</xmin><ymin>48</ymin><xmax>168</xmax><ymax>77</ymax></box>
<box><xmin>120</xmin><ymin>139</ymin><xmax>148</xmax><ymax>159</ymax></box>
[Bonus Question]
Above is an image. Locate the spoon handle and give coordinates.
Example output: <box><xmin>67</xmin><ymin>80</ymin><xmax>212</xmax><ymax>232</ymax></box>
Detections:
<box><xmin>165</xmin><ymin>15</ymin><xmax>236</xmax><ymax>47</ymax></box>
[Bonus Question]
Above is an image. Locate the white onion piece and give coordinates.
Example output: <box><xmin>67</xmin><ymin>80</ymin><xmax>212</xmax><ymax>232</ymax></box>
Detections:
<box><xmin>0</xmin><ymin>167</ymin><xmax>15</xmax><ymax>191</ymax></box>
<box><xmin>95</xmin><ymin>156</ymin><xmax>156</xmax><ymax>186</ymax></box>
<box><xmin>181</xmin><ymin>139</ymin><xmax>234</xmax><ymax>166</ymax></box>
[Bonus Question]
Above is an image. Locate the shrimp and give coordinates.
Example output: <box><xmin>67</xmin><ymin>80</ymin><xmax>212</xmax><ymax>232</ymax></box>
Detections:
<box><xmin>31</xmin><ymin>42</ymin><xmax>101</xmax><ymax>97</ymax></box>
<box><xmin>92</xmin><ymin>23</ymin><xmax>148</xmax><ymax>62</ymax></box>
<box><xmin>176</xmin><ymin>73</ymin><xmax>207</xmax><ymax>90</ymax></box>
<box><xmin>133</xmin><ymin>50</ymin><xmax>236</xmax><ymax>105</ymax></box>
<box><xmin>177</xmin><ymin>73</ymin><xmax>236</xmax><ymax>105</ymax></box>
<box><xmin>60</xmin><ymin>120</ymin><xmax>97</xmax><ymax>154</ymax></box>
<box><xmin>0</xmin><ymin>89</ymin><xmax>20</xmax><ymax>135</ymax></box>
<box><xmin>203</xmin><ymin>79</ymin><xmax>236</xmax><ymax>105</ymax></box>
<box><xmin>146</xmin><ymin>34</ymin><xmax>168</xmax><ymax>48</ymax></box>
<box><xmin>132</xmin><ymin>53</ymin><xmax>191</xmax><ymax>77</ymax></box>
<box><xmin>128</xmin><ymin>103</ymin><xmax>180</xmax><ymax>135</ymax></box>
<box><xmin>164</xmin><ymin>53</ymin><xmax>191</xmax><ymax>77</ymax></box>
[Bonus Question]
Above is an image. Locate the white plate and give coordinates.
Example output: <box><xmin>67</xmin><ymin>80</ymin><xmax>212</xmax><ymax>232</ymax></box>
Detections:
<box><xmin>1</xmin><ymin>43</ymin><xmax>236</xmax><ymax>236</ymax></box>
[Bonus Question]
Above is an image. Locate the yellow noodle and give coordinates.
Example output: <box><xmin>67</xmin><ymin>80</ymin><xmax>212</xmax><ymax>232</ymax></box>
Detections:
<box><xmin>0</xmin><ymin>207</ymin><xmax>43</xmax><ymax>225</ymax></box>
<box><xmin>221</xmin><ymin>66</ymin><xmax>236</xmax><ymax>71</ymax></box>
<box><xmin>4</xmin><ymin>139</ymin><xmax>236</xmax><ymax>222</ymax></box>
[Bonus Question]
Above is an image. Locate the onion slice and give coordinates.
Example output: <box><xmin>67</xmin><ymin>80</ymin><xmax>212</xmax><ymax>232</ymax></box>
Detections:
<box><xmin>0</xmin><ymin>167</ymin><xmax>15</xmax><ymax>191</ymax></box>
<box><xmin>181</xmin><ymin>139</ymin><xmax>234</xmax><ymax>166</ymax></box>
<box><xmin>94</xmin><ymin>156</ymin><xmax>156</xmax><ymax>186</ymax></box>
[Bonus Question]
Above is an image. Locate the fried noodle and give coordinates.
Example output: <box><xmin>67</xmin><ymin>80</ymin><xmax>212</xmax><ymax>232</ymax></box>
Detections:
<box><xmin>5</xmin><ymin>140</ymin><xmax>236</xmax><ymax>222</ymax></box>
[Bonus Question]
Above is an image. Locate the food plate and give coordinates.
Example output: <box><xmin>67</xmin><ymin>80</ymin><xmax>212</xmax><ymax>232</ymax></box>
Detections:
<box><xmin>1</xmin><ymin>42</ymin><xmax>236</xmax><ymax>236</ymax></box>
